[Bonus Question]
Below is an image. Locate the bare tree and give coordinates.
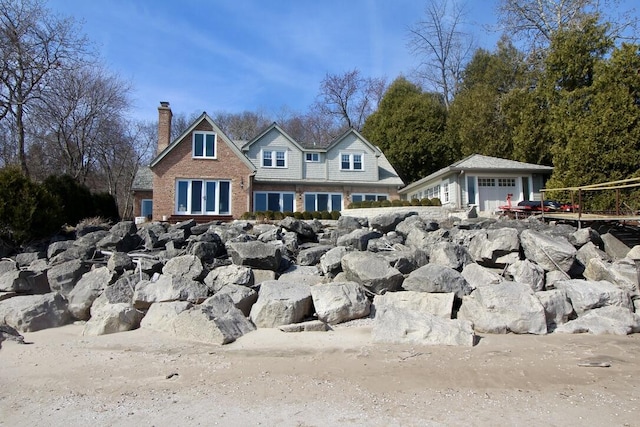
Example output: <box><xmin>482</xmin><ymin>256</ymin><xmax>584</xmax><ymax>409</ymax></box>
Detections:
<box><xmin>0</xmin><ymin>0</ymin><xmax>90</xmax><ymax>176</ymax></box>
<box><xmin>213</xmin><ymin>110</ymin><xmax>271</xmax><ymax>141</ymax></box>
<box><xmin>314</xmin><ymin>69</ymin><xmax>386</xmax><ymax>131</ymax></box>
<box><xmin>496</xmin><ymin>0</ymin><xmax>638</xmax><ymax>50</ymax></box>
<box><xmin>408</xmin><ymin>0</ymin><xmax>475</xmax><ymax>109</ymax></box>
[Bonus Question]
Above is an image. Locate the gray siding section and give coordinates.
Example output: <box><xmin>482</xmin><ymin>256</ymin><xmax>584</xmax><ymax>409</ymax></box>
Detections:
<box><xmin>326</xmin><ymin>134</ymin><xmax>378</xmax><ymax>182</ymax></box>
<box><xmin>246</xmin><ymin>128</ymin><xmax>303</xmax><ymax>180</ymax></box>
<box><xmin>303</xmin><ymin>153</ymin><xmax>326</xmax><ymax>180</ymax></box>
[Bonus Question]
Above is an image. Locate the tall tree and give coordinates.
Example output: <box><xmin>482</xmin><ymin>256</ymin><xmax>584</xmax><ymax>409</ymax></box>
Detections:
<box><xmin>0</xmin><ymin>0</ymin><xmax>90</xmax><ymax>176</ymax></box>
<box><xmin>408</xmin><ymin>0</ymin><xmax>475</xmax><ymax>109</ymax></box>
<box><xmin>362</xmin><ymin>77</ymin><xmax>450</xmax><ymax>183</ymax></box>
<box><xmin>314</xmin><ymin>69</ymin><xmax>386</xmax><ymax>131</ymax></box>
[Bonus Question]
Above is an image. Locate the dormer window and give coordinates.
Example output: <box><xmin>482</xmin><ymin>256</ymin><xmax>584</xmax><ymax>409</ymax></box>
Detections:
<box><xmin>305</xmin><ymin>152</ymin><xmax>320</xmax><ymax>162</ymax></box>
<box><xmin>340</xmin><ymin>153</ymin><xmax>363</xmax><ymax>171</ymax></box>
<box><xmin>262</xmin><ymin>149</ymin><xmax>287</xmax><ymax>168</ymax></box>
<box><xmin>193</xmin><ymin>132</ymin><xmax>216</xmax><ymax>159</ymax></box>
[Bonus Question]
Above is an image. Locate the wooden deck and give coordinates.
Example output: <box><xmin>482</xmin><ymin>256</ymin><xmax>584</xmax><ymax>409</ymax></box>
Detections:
<box><xmin>166</xmin><ymin>215</ymin><xmax>234</xmax><ymax>224</ymax></box>
<box><xmin>539</xmin><ymin>212</ymin><xmax>640</xmax><ymax>223</ymax></box>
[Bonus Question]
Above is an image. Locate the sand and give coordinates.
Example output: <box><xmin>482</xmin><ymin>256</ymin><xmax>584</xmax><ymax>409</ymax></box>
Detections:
<box><xmin>1</xmin><ymin>324</ymin><xmax>639</xmax><ymax>426</ymax></box>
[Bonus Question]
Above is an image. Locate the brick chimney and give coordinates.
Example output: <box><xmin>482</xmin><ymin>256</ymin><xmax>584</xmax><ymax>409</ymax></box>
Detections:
<box><xmin>157</xmin><ymin>101</ymin><xmax>172</xmax><ymax>154</ymax></box>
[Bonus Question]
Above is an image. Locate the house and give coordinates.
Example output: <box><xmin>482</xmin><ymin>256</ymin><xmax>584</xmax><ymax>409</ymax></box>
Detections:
<box><xmin>131</xmin><ymin>102</ymin><xmax>404</xmax><ymax>221</ymax></box>
<box><xmin>398</xmin><ymin>154</ymin><xmax>554</xmax><ymax>213</ymax></box>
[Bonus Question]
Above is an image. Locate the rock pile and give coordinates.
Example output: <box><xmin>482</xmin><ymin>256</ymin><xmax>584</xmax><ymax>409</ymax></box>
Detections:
<box><xmin>1</xmin><ymin>212</ymin><xmax>639</xmax><ymax>346</ymax></box>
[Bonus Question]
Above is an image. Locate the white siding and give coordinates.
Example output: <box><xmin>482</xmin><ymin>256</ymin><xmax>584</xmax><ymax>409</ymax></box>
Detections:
<box><xmin>246</xmin><ymin>128</ymin><xmax>303</xmax><ymax>180</ymax></box>
<box><xmin>326</xmin><ymin>133</ymin><xmax>378</xmax><ymax>182</ymax></box>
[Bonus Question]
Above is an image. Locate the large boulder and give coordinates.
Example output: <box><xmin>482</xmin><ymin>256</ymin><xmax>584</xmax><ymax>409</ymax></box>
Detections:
<box><xmin>0</xmin><ymin>270</ymin><xmax>49</xmax><ymax>294</ymax></box>
<box><xmin>458</xmin><ymin>281</ymin><xmax>547</xmax><ymax>334</ymax></box>
<box><xmin>279</xmin><ymin>217</ymin><xmax>316</xmax><ymax>240</ymax></box>
<box><xmin>402</xmin><ymin>264</ymin><xmax>471</xmax><ymax>298</ymax></box>
<box><xmin>140</xmin><ymin>301</ymin><xmax>193</xmax><ymax>332</ymax></box>
<box><xmin>82</xmin><ymin>303</ymin><xmax>143</xmax><ymax>336</ymax></box>
<box><xmin>46</xmin><ymin>259</ymin><xmax>90</xmax><ymax>296</ymax></box>
<box><xmin>163</xmin><ymin>254</ymin><xmax>205</xmax><ymax>281</ymax></box>
<box><xmin>373</xmin><ymin>291</ymin><xmax>454</xmax><ymax>319</ymax></box>
<box><xmin>227</xmin><ymin>241</ymin><xmax>282</xmax><ymax>271</ymax></box>
<box><xmin>520</xmin><ymin>229</ymin><xmax>577</xmax><ymax>273</ymax></box>
<box><xmin>576</xmin><ymin>242</ymin><xmax>610</xmax><ymax>268</ymax></box>
<box><xmin>67</xmin><ymin>267</ymin><xmax>115</xmax><ymax>320</ymax></box>
<box><xmin>376</xmin><ymin>248</ymin><xmax>428</xmax><ymax>275</ymax></box>
<box><xmin>106</xmin><ymin>252</ymin><xmax>134</xmax><ymax>274</ymax></box>
<box><xmin>583</xmin><ymin>258</ymin><xmax>639</xmax><ymax>298</ymax></box>
<box><xmin>555</xmin><ymin>306</ymin><xmax>640</xmax><ymax>335</ymax></box>
<box><xmin>211</xmin><ymin>284</ymin><xmax>258</xmax><ymax>317</ymax></box>
<box><xmin>461</xmin><ymin>263</ymin><xmax>504</xmax><ymax>289</ymax></box>
<box><xmin>428</xmin><ymin>242</ymin><xmax>473</xmax><ymax>271</ymax></box>
<box><xmin>601</xmin><ymin>233</ymin><xmax>630</xmax><ymax>260</ymax></box>
<box><xmin>370</xmin><ymin>211</ymin><xmax>416</xmax><ymax>234</ymax></box>
<box><xmin>405</xmin><ymin>227</ymin><xmax>449</xmax><ymax>251</ymax></box>
<box><xmin>204</xmin><ymin>264</ymin><xmax>254</xmax><ymax>293</ymax></box>
<box><xmin>310</xmin><ymin>282</ymin><xmax>370</xmax><ymax>324</ymax></box>
<box><xmin>336</xmin><ymin>229</ymin><xmax>383</xmax><ymax>251</ymax></box>
<box><xmin>372</xmin><ymin>305</ymin><xmax>476</xmax><ymax>346</ymax></box>
<box><xmin>297</xmin><ymin>245</ymin><xmax>333</xmax><ymax>266</ymax></box>
<box><xmin>536</xmin><ymin>289</ymin><xmax>574</xmax><ymax>331</ymax></box>
<box><xmin>173</xmin><ymin>294</ymin><xmax>255</xmax><ymax>344</ymax></box>
<box><xmin>0</xmin><ymin>292</ymin><xmax>70</xmax><ymax>332</ymax></box>
<box><xmin>320</xmin><ymin>246</ymin><xmax>350</xmax><ymax>276</ymax></box>
<box><xmin>554</xmin><ymin>279</ymin><xmax>632</xmax><ymax>315</ymax></box>
<box><xmin>133</xmin><ymin>274</ymin><xmax>210</xmax><ymax>309</ymax></box>
<box><xmin>249</xmin><ymin>281</ymin><xmax>312</xmax><ymax>328</ymax></box>
<box><xmin>468</xmin><ymin>228</ymin><xmax>520</xmax><ymax>267</ymax></box>
<box><xmin>341</xmin><ymin>251</ymin><xmax>404</xmax><ymax>294</ymax></box>
<box><xmin>186</xmin><ymin>233</ymin><xmax>225</xmax><ymax>263</ymax></box>
<box><xmin>506</xmin><ymin>259</ymin><xmax>545</xmax><ymax>292</ymax></box>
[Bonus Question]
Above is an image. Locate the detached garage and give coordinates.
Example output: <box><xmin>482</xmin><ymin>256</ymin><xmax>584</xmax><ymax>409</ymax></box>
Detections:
<box><xmin>399</xmin><ymin>154</ymin><xmax>554</xmax><ymax>213</ymax></box>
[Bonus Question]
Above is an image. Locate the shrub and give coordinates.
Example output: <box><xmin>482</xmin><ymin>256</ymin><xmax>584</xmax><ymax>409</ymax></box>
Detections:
<box><xmin>311</xmin><ymin>210</ymin><xmax>322</xmax><ymax>219</ymax></box>
<box><xmin>380</xmin><ymin>199</ymin><xmax>391</xmax><ymax>207</ymax></box>
<box><xmin>283</xmin><ymin>211</ymin><xmax>294</xmax><ymax>218</ymax></box>
<box><xmin>92</xmin><ymin>192</ymin><xmax>120</xmax><ymax>223</ymax></box>
<box><xmin>361</xmin><ymin>200</ymin><xmax>373</xmax><ymax>208</ymax></box>
<box><xmin>273</xmin><ymin>211</ymin><xmax>284</xmax><ymax>220</ymax></box>
<box><xmin>391</xmin><ymin>199</ymin><xmax>404</xmax><ymax>207</ymax></box>
<box><xmin>293</xmin><ymin>211</ymin><xmax>303</xmax><ymax>219</ymax></box>
<box><xmin>410</xmin><ymin>198</ymin><xmax>421</xmax><ymax>206</ymax></box>
<box><xmin>430</xmin><ymin>198</ymin><xmax>442</xmax><ymax>206</ymax></box>
<box><xmin>0</xmin><ymin>167</ymin><xmax>63</xmax><ymax>244</ymax></box>
<box><xmin>320</xmin><ymin>210</ymin><xmax>332</xmax><ymax>219</ymax></box>
<box><xmin>420</xmin><ymin>198</ymin><xmax>431</xmax><ymax>206</ymax></box>
<box><xmin>330</xmin><ymin>210</ymin><xmax>341</xmax><ymax>220</ymax></box>
<box><xmin>42</xmin><ymin>174</ymin><xmax>93</xmax><ymax>226</ymax></box>
<box><xmin>302</xmin><ymin>211</ymin><xmax>313</xmax><ymax>220</ymax></box>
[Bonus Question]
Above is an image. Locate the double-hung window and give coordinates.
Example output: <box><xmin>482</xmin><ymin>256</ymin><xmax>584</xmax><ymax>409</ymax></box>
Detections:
<box><xmin>305</xmin><ymin>152</ymin><xmax>320</xmax><ymax>162</ymax></box>
<box><xmin>262</xmin><ymin>149</ymin><xmax>287</xmax><ymax>168</ymax></box>
<box><xmin>193</xmin><ymin>132</ymin><xmax>216</xmax><ymax>159</ymax></box>
<box><xmin>340</xmin><ymin>153</ymin><xmax>363</xmax><ymax>171</ymax></box>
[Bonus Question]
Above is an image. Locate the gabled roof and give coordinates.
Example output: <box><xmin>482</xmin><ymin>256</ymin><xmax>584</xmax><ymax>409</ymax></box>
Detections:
<box><xmin>241</xmin><ymin>122</ymin><xmax>305</xmax><ymax>152</ymax></box>
<box><xmin>324</xmin><ymin>128</ymin><xmax>382</xmax><ymax>156</ymax></box>
<box><xmin>132</xmin><ymin>166</ymin><xmax>153</xmax><ymax>191</ymax></box>
<box><xmin>149</xmin><ymin>113</ymin><xmax>256</xmax><ymax>171</ymax></box>
<box><xmin>400</xmin><ymin>154</ymin><xmax>554</xmax><ymax>194</ymax></box>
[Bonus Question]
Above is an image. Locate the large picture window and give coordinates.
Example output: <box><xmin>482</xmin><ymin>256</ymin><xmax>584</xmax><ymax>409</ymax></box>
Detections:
<box><xmin>175</xmin><ymin>179</ymin><xmax>231</xmax><ymax>215</ymax></box>
<box><xmin>254</xmin><ymin>192</ymin><xmax>295</xmax><ymax>212</ymax></box>
<box><xmin>192</xmin><ymin>132</ymin><xmax>216</xmax><ymax>159</ymax></box>
<box><xmin>304</xmin><ymin>193</ymin><xmax>342</xmax><ymax>211</ymax></box>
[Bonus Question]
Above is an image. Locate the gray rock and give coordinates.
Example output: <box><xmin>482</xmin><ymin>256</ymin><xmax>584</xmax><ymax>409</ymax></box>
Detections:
<box><xmin>428</xmin><ymin>242</ymin><xmax>473</xmax><ymax>271</ymax></box>
<box><xmin>554</xmin><ymin>279</ymin><xmax>632</xmax><ymax>314</ymax></box>
<box><xmin>173</xmin><ymin>293</ymin><xmax>255</xmax><ymax>344</ymax></box>
<box><xmin>402</xmin><ymin>264</ymin><xmax>471</xmax><ymax>298</ymax></box>
<box><xmin>405</xmin><ymin>227</ymin><xmax>449</xmax><ymax>250</ymax></box>
<box><xmin>555</xmin><ymin>306</ymin><xmax>640</xmax><ymax>335</ymax></box>
<box><xmin>506</xmin><ymin>259</ymin><xmax>545</xmax><ymax>292</ymax></box>
<box><xmin>584</xmin><ymin>258</ymin><xmax>639</xmax><ymax>298</ymax></box>
<box><xmin>310</xmin><ymin>282</ymin><xmax>370</xmax><ymax>324</ymax></box>
<box><xmin>252</xmin><ymin>269</ymin><xmax>277</xmax><ymax>285</ymax></box>
<box><xmin>82</xmin><ymin>303</ymin><xmax>143</xmax><ymax>336</ymax></box>
<box><xmin>458</xmin><ymin>281</ymin><xmax>547</xmax><ymax>334</ymax></box>
<box><xmin>461</xmin><ymin>263</ymin><xmax>504</xmax><ymax>289</ymax></box>
<box><xmin>140</xmin><ymin>301</ymin><xmax>193</xmax><ymax>332</ymax></box>
<box><xmin>279</xmin><ymin>217</ymin><xmax>316</xmax><ymax>240</ymax></box>
<box><xmin>370</xmin><ymin>211</ymin><xmax>417</xmax><ymax>234</ymax></box>
<box><xmin>46</xmin><ymin>259</ymin><xmax>90</xmax><ymax>296</ymax></box>
<box><xmin>15</xmin><ymin>251</ymin><xmax>45</xmax><ymax>267</ymax></box>
<box><xmin>163</xmin><ymin>254</ymin><xmax>205</xmax><ymax>281</ymax></box>
<box><xmin>577</xmin><ymin>242</ymin><xmax>611</xmax><ymax>267</ymax></box>
<box><xmin>373</xmin><ymin>291</ymin><xmax>454</xmax><ymax>319</ymax></box>
<box><xmin>296</xmin><ymin>245</ymin><xmax>333</xmax><ymax>266</ymax></box>
<box><xmin>320</xmin><ymin>247</ymin><xmax>350</xmax><ymax>275</ymax></box>
<box><xmin>249</xmin><ymin>280</ymin><xmax>312</xmax><ymax>328</ymax></box>
<box><xmin>372</xmin><ymin>305</ymin><xmax>476</xmax><ymax>346</ymax></box>
<box><xmin>279</xmin><ymin>320</ymin><xmax>328</xmax><ymax>332</ymax></box>
<box><xmin>210</xmin><ymin>284</ymin><xmax>258</xmax><ymax>317</ymax></box>
<box><xmin>0</xmin><ymin>259</ymin><xmax>16</xmax><ymax>276</ymax></box>
<box><xmin>106</xmin><ymin>251</ymin><xmax>134</xmax><ymax>274</ymax></box>
<box><xmin>536</xmin><ymin>289</ymin><xmax>574</xmax><ymax>331</ymax></box>
<box><xmin>341</xmin><ymin>251</ymin><xmax>404</xmax><ymax>294</ymax></box>
<box><xmin>570</xmin><ymin>227</ymin><xmax>602</xmax><ymax>248</ymax></box>
<box><xmin>376</xmin><ymin>248</ymin><xmax>428</xmax><ymax>275</ymax></box>
<box><xmin>336</xmin><ymin>215</ymin><xmax>366</xmax><ymax>231</ymax></box>
<box><xmin>204</xmin><ymin>264</ymin><xmax>254</xmax><ymax>293</ymax></box>
<box><xmin>601</xmin><ymin>233</ymin><xmax>630</xmax><ymax>260</ymax></box>
<box><xmin>336</xmin><ymin>229</ymin><xmax>382</xmax><ymax>251</ymax></box>
<box><xmin>47</xmin><ymin>240</ymin><xmax>75</xmax><ymax>260</ymax></box>
<box><xmin>186</xmin><ymin>234</ymin><xmax>225</xmax><ymax>263</ymax></box>
<box><xmin>67</xmin><ymin>267</ymin><xmax>115</xmax><ymax>320</ymax></box>
<box><xmin>133</xmin><ymin>274</ymin><xmax>210</xmax><ymax>309</ymax></box>
<box><xmin>227</xmin><ymin>241</ymin><xmax>282</xmax><ymax>271</ymax></box>
<box><xmin>520</xmin><ymin>229</ymin><xmax>577</xmax><ymax>273</ymax></box>
<box><xmin>97</xmin><ymin>232</ymin><xmax>141</xmax><ymax>253</ymax></box>
<box><xmin>545</xmin><ymin>270</ymin><xmax>569</xmax><ymax>289</ymax></box>
<box><xmin>0</xmin><ymin>270</ymin><xmax>49</xmax><ymax>294</ymax></box>
<box><xmin>468</xmin><ymin>228</ymin><xmax>520</xmax><ymax>267</ymax></box>
<box><xmin>0</xmin><ymin>292</ymin><xmax>70</xmax><ymax>332</ymax></box>
<box><xmin>91</xmin><ymin>271</ymin><xmax>142</xmax><ymax>312</ymax></box>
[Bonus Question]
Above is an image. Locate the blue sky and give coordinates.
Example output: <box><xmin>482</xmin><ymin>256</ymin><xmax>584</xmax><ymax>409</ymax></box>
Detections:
<box><xmin>46</xmin><ymin>0</ymin><xmax>637</xmax><ymax>122</ymax></box>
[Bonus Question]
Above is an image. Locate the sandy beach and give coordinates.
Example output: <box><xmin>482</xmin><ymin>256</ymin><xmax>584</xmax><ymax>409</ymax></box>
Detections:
<box><xmin>1</xmin><ymin>324</ymin><xmax>639</xmax><ymax>426</ymax></box>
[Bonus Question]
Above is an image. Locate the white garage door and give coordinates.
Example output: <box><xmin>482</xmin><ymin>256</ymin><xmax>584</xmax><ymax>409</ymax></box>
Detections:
<box><xmin>478</xmin><ymin>177</ymin><xmax>518</xmax><ymax>212</ymax></box>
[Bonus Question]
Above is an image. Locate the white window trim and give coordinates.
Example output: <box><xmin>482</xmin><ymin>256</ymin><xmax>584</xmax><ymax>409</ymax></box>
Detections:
<box><xmin>192</xmin><ymin>131</ymin><xmax>217</xmax><ymax>159</ymax></box>
<box><xmin>305</xmin><ymin>152</ymin><xmax>320</xmax><ymax>162</ymax></box>
<box><xmin>340</xmin><ymin>152</ymin><xmax>364</xmax><ymax>171</ymax></box>
<box><xmin>253</xmin><ymin>191</ymin><xmax>296</xmax><ymax>212</ymax></box>
<box><xmin>175</xmin><ymin>179</ymin><xmax>231</xmax><ymax>215</ymax></box>
<box><xmin>140</xmin><ymin>199</ymin><xmax>153</xmax><ymax>217</ymax></box>
<box><xmin>261</xmin><ymin>149</ymin><xmax>288</xmax><ymax>168</ymax></box>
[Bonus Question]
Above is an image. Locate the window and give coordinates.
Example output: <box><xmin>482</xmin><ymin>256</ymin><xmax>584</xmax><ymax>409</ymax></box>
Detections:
<box><xmin>422</xmin><ymin>184</ymin><xmax>440</xmax><ymax>199</ymax></box>
<box><xmin>305</xmin><ymin>152</ymin><xmax>320</xmax><ymax>162</ymax></box>
<box><xmin>262</xmin><ymin>149</ymin><xmax>287</xmax><ymax>168</ymax></box>
<box><xmin>175</xmin><ymin>179</ymin><xmax>231</xmax><ymax>215</ymax></box>
<box><xmin>304</xmin><ymin>193</ymin><xmax>342</xmax><ymax>211</ymax></box>
<box><xmin>443</xmin><ymin>183</ymin><xmax>449</xmax><ymax>203</ymax></box>
<box><xmin>340</xmin><ymin>153</ymin><xmax>363</xmax><ymax>171</ymax></box>
<box><xmin>478</xmin><ymin>178</ymin><xmax>495</xmax><ymax>187</ymax></box>
<box><xmin>141</xmin><ymin>199</ymin><xmax>153</xmax><ymax>219</ymax></box>
<box><xmin>498</xmin><ymin>178</ymin><xmax>516</xmax><ymax>187</ymax></box>
<box><xmin>352</xmin><ymin>194</ymin><xmax>388</xmax><ymax>202</ymax></box>
<box><xmin>192</xmin><ymin>132</ymin><xmax>216</xmax><ymax>159</ymax></box>
<box><xmin>254</xmin><ymin>192</ymin><xmax>295</xmax><ymax>212</ymax></box>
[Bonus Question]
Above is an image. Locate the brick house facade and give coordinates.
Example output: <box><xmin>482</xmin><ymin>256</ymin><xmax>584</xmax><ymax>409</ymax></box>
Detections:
<box><xmin>132</xmin><ymin>102</ymin><xmax>404</xmax><ymax>222</ymax></box>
